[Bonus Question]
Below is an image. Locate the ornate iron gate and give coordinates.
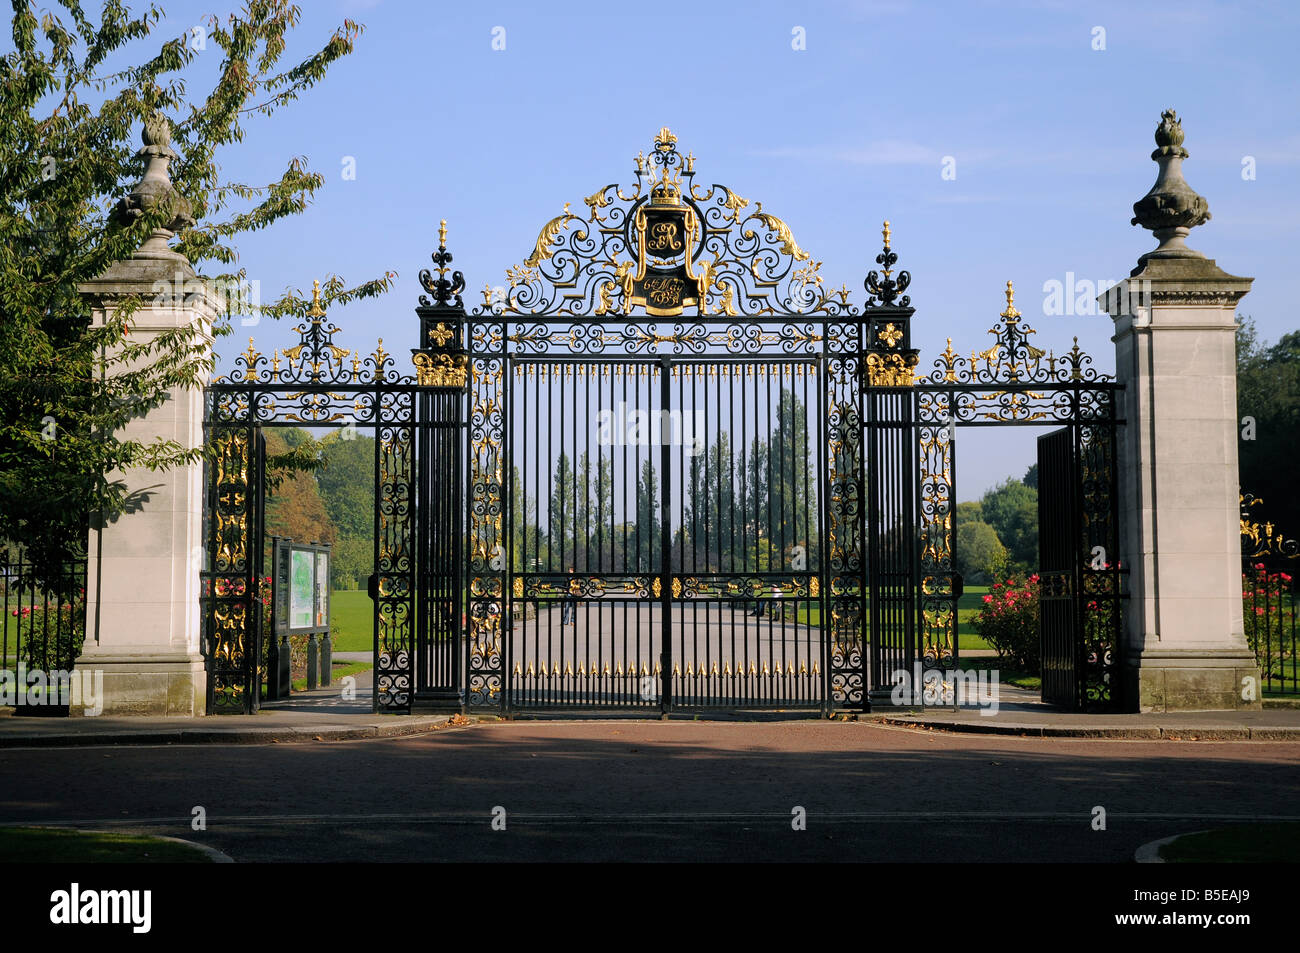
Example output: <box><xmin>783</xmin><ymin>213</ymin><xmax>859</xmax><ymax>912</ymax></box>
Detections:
<box><xmin>201</xmin><ymin>127</ymin><xmax>1124</xmax><ymax>715</ymax></box>
<box><xmin>463</xmin><ymin>128</ymin><xmax>862</xmax><ymax>712</ymax></box>
<box><xmin>203</xmin><ymin>272</ymin><xmax>465</xmax><ymax>714</ymax></box>
<box><xmin>456</xmin><ymin>128</ymin><xmax>1123</xmax><ymax>714</ymax></box>
<box><xmin>907</xmin><ymin>284</ymin><xmax>1123</xmax><ymax>710</ymax></box>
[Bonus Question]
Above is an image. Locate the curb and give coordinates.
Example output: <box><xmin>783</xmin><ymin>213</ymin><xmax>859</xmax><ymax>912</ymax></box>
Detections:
<box><xmin>0</xmin><ymin>715</ymin><xmax>473</xmax><ymax>748</ymax></box>
<box><xmin>1134</xmin><ymin>831</ymin><xmax>1210</xmax><ymax>863</ymax></box>
<box><xmin>147</xmin><ymin>833</ymin><xmax>236</xmax><ymax>863</ymax></box>
<box><xmin>877</xmin><ymin>717</ymin><xmax>1300</xmax><ymax>740</ymax></box>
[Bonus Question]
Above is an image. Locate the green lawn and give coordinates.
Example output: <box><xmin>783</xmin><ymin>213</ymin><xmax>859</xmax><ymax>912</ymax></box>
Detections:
<box><xmin>792</xmin><ymin>587</ymin><xmax>993</xmax><ymax>652</ymax></box>
<box><xmin>329</xmin><ymin>589</ymin><xmax>373</xmax><ymax>652</ymax></box>
<box><xmin>0</xmin><ymin>827</ymin><xmax>216</xmax><ymax>863</ymax></box>
<box><xmin>957</xmin><ymin>656</ymin><xmax>1040</xmax><ymax>690</ymax></box>
<box><xmin>290</xmin><ymin>659</ymin><xmax>372</xmax><ymax>692</ymax></box>
<box><xmin>1159</xmin><ymin>823</ymin><xmax>1300</xmax><ymax>863</ymax></box>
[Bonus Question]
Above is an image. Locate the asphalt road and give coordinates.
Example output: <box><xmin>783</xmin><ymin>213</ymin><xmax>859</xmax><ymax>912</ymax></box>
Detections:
<box><xmin>2</xmin><ymin>720</ymin><xmax>1297</xmax><ymax>862</ymax></box>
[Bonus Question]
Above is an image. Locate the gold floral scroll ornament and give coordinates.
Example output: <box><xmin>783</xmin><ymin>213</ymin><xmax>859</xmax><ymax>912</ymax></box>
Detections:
<box><xmin>866</xmin><ymin>351</ymin><xmax>917</xmax><ymax>387</ymax></box>
<box><xmin>414</xmin><ymin>352</ymin><xmax>469</xmax><ymax>388</ymax></box>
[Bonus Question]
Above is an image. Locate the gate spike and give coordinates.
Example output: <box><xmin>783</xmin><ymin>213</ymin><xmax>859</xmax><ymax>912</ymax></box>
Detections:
<box><xmin>513</xmin><ymin>661</ymin><xmax>522</xmax><ymax>676</ymax></box>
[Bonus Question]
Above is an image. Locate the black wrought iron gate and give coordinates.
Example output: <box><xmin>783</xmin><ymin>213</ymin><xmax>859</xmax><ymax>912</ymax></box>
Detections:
<box><xmin>202</xmin><ymin>127</ymin><xmax>1124</xmax><ymax>715</ymax></box>
<box><xmin>1037</xmin><ymin>423</ymin><xmax>1122</xmax><ymax>710</ymax></box>
<box><xmin>501</xmin><ymin>355</ymin><xmax>826</xmax><ymax>711</ymax></box>
<box><xmin>203</xmin><ymin>271</ymin><xmax>467</xmax><ymax>714</ymax></box>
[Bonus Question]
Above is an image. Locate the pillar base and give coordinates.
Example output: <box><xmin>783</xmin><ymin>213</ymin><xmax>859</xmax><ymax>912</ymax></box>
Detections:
<box><xmin>70</xmin><ymin>652</ymin><xmax>207</xmax><ymax>717</ymax></box>
<box><xmin>1123</xmin><ymin>649</ymin><xmax>1262</xmax><ymax>712</ymax></box>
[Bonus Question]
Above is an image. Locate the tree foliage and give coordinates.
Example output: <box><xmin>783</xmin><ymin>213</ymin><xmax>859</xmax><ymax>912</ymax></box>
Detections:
<box><xmin>1237</xmin><ymin>316</ymin><xmax>1300</xmax><ymax>535</ymax></box>
<box><xmin>979</xmin><ymin>477</ymin><xmax>1038</xmax><ymax>573</ymax></box>
<box><xmin>955</xmin><ymin>518</ymin><xmax>1007</xmax><ymax>585</ymax></box>
<box><xmin>0</xmin><ymin>1</ymin><xmax>393</xmax><ymax>582</ymax></box>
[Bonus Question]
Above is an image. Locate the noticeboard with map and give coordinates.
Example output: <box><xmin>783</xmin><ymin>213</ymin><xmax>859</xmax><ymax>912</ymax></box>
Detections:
<box><xmin>272</xmin><ymin>538</ymin><xmax>332</xmax><ymax>635</ymax></box>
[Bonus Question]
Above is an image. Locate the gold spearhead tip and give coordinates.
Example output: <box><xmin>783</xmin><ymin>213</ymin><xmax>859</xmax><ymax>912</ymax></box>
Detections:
<box><xmin>1001</xmin><ymin>280</ymin><xmax>1020</xmax><ymax>321</ymax></box>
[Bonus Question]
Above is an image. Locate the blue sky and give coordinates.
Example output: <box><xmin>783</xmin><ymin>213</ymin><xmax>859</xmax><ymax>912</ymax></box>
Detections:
<box><xmin>81</xmin><ymin>0</ymin><xmax>1300</xmax><ymax>495</ymax></box>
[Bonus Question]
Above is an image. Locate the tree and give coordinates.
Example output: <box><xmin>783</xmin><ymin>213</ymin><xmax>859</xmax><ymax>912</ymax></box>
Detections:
<box><xmin>262</xmin><ymin>429</ymin><xmax>335</xmax><ymax>548</ymax></box>
<box><xmin>0</xmin><ymin>2</ymin><xmax>392</xmax><ymax>583</ymax></box>
<box><xmin>980</xmin><ymin>477</ymin><xmax>1038</xmax><ymax>573</ymax></box>
<box><xmin>1022</xmin><ymin>462</ymin><xmax>1038</xmax><ymax>490</ymax></box>
<box><xmin>633</xmin><ymin>459</ymin><xmax>660</xmax><ymax>569</ymax></box>
<box><xmin>589</xmin><ymin>451</ymin><xmax>613</xmax><ymax>572</ymax></box>
<box><xmin>739</xmin><ymin>436</ymin><xmax>769</xmax><ymax>567</ymax></box>
<box><xmin>1237</xmin><ymin>316</ymin><xmax>1300</xmax><ymax>534</ymax></box>
<box><xmin>955</xmin><ymin>519</ymin><xmax>1007</xmax><ymax>585</ymax></box>
<box><xmin>549</xmin><ymin>452</ymin><xmax>576</xmax><ymax>569</ymax></box>
<box><xmin>315</xmin><ymin>430</ymin><xmax>375</xmax><ymax>541</ymax></box>
<box><xmin>769</xmin><ymin>389</ymin><xmax>814</xmax><ymax>565</ymax></box>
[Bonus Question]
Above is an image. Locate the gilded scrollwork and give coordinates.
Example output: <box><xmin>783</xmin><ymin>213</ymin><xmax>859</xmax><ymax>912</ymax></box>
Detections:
<box><xmin>919</xmin><ymin>281</ymin><xmax>1108</xmax><ymax>388</ymax></box>
<box><xmin>478</xmin><ymin>128</ymin><xmax>859</xmax><ymax>323</ymax></box>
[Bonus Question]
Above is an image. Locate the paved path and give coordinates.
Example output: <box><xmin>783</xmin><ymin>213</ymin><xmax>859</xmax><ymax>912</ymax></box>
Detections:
<box><xmin>500</xmin><ymin>602</ymin><xmax>825</xmax><ymax>706</ymax></box>
<box><xmin>1</xmin><ymin>719</ymin><xmax>1296</xmax><ymax>862</ymax></box>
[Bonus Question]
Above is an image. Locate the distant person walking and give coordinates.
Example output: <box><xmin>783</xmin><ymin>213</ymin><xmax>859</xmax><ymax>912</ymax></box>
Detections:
<box><xmin>561</xmin><ymin>566</ymin><xmax>578</xmax><ymax>625</ymax></box>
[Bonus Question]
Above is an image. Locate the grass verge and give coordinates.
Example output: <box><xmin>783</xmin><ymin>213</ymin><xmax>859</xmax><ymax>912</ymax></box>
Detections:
<box><xmin>0</xmin><ymin>827</ymin><xmax>215</xmax><ymax>863</ymax></box>
<box><xmin>1159</xmin><ymin>823</ymin><xmax>1300</xmax><ymax>863</ymax></box>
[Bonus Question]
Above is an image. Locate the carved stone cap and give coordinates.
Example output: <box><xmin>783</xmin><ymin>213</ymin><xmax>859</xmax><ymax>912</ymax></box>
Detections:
<box><xmin>1099</xmin><ymin>255</ymin><xmax>1252</xmax><ymax>317</ymax></box>
<box><xmin>1131</xmin><ymin>109</ymin><xmax>1211</xmax><ymax>264</ymax></box>
<box><xmin>114</xmin><ymin>109</ymin><xmax>194</xmax><ymax>261</ymax></box>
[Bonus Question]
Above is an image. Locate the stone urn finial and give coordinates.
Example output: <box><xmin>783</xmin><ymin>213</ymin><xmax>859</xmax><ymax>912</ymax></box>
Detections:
<box><xmin>1131</xmin><ymin>109</ymin><xmax>1211</xmax><ymax>262</ymax></box>
<box><xmin>114</xmin><ymin>109</ymin><xmax>195</xmax><ymax>261</ymax></box>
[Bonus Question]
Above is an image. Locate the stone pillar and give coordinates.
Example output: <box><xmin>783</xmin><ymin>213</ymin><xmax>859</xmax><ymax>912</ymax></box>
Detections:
<box><xmin>73</xmin><ymin>112</ymin><xmax>218</xmax><ymax>716</ymax></box>
<box><xmin>1104</xmin><ymin>110</ymin><xmax>1258</xmax><ymax>711</ymax></box>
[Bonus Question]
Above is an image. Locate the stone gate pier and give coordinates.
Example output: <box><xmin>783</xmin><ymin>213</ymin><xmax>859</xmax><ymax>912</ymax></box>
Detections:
<box><xmin>1104</xmin><ymin>110</ymin><xmax>1259</xmax><ymax>711</ymax></box>
<box><xmin>74</xmin><ymin>114</ymin><xmax>217</xmax><ymax>716</ymax></box>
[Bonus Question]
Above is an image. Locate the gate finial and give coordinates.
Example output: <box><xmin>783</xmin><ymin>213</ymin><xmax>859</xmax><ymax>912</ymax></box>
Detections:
<box><xmin>865</xmin><ymin>219</ymin><xmax>910</xmax><ymax>308</ymax></box>
<box><xmin>114</xmin><ymin>108</ymin><xmax>195</xmax><ymax>261</ymax></box>
<box><xmin>419</xmin><ymin>219</ymin><xmax>466</xmax><ymax>308</ymax></box>
<box><xmin>1131</xmin><ymin>109</ymin><xmax>1211</xmax><ymax>262</ymax></box>
<box><xmin>1001</xmin><ymin>280</ymin><xmax>1020</xmax><ymax>323</ymax></box>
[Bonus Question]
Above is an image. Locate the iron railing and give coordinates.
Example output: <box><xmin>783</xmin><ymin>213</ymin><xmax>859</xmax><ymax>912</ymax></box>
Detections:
<box><xmin>0</xmin><ymin>548</ymin><xmax>88</xmax><ymax>699</ymax></box>
<box><xmin>1240</xmin><ymin>493</ymin><xmax>1298</xmax><ymax>696</ymax></box>
<box><xmin>1243</xmin><ymin>558</ymin><xmax>1298</xmax><ymax>695</ymax></box>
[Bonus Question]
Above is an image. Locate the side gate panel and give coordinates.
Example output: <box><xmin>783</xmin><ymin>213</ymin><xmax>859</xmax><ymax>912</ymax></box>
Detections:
<box><xmin>374</xmin><ymin>424</ymin><xmax>416</xmax><ymax>711</ymax></box>
<box><xmin>1038</xmin><ymin>426</ymin><xmax>1079</xmax><ymax>709</ymax></box>
<box><xmin>204</xmin><ymin>426</ymin><xmax>264</xmax><ymax>714</ymax></box>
